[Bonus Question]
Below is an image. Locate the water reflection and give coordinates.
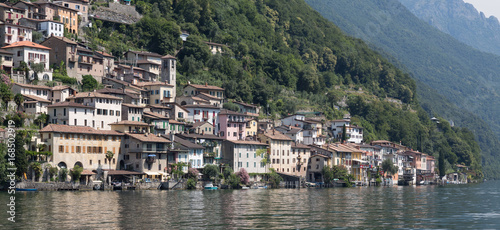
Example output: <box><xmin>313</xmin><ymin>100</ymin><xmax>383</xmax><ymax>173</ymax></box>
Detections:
<box><xmin>1</xmin><ymin>181</ymin><xmax>500</xmax><ymax>229</ymax></box>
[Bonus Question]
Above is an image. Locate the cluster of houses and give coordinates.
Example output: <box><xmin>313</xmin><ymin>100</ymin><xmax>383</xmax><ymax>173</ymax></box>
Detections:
<box><xmin>0</xmin><ymin>1</ymin><xmax>441</xmax><ymax>186</ymax></box>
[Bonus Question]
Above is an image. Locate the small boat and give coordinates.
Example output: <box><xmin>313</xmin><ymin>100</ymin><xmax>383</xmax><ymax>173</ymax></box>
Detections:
<box><xmin>241</xmin><ymin>186</ymin><xmax>250</xmax><ymax>190</ymax></box>
<box><xmin>258</xmin><ymin>186</ymin><xmax>268</xmax><ymax>189</ymax></box>
<box><xmin>204</xmin><ymin>183</ymin><xmax>218</xmax><ymax>190</ymax></box>
<box><xmin>16</xmin><ymin>188</ymin><xmax>37</xmax><ymax>191</ymax></box>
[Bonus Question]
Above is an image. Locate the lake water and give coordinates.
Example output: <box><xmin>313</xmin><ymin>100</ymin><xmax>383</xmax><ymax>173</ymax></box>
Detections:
<box><xmin>1</xmin><ymin>181</ymin><xmax>500</xmax><ymax>229</ymax></box>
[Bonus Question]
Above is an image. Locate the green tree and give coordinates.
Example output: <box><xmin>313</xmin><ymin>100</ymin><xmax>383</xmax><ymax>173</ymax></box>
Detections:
<box><xmin>81</xmin><ymin>75</ymin><xmax>98</xmax><ymax>92</ymax></box>
<box><xmin>13</xmin><ymin>93</ymin><xmax>23</xmax><ymax>111</ymax></box>
<box><xmin>268</xmin><ymin>169</ymin><xmax>283</xmax><ymax>188</ymax></box>
<box><xmin>34</xmin><ymin>114</ymin><xmax>49</xmax><ymax>128</ymax></box>
<box><xmin>439</xmin><ymin>152</ymin><xmax>446</xmax><ymax>179</ymax></box>
<box><xmin>71</xmin><ymin>165</ymin><xmax>83</xmax><ymax>182</ymax></box>
<box><xmin>30</xmin><ymin>62</ymin><xmax>46</xmax><ymax>82</ymax></box>
<box><xmin>30</xmin><ymin>162</ymin><xmax>43</xmax><ymax>181</ymax></box>
<box><xmin>223</xmin><ymin>166</ymin><xmax>233</xmax><ymax>179</ymax></box>
<box><xmin>341</xmin><ymin>124</ymin><xmax>347</xmax><ymax>143</ymax></box>
<box><xmin>382</xmin><ymin>159</ymin><xmax>398</xmax><ymax>178</ymax></box>
<box><xmin>202</xmin><ymin>164</ymin><xmax>219</xmax><ymax>181</ymax></box>
<box><xmin>222</xmin><ymin>102</ymin><xmax>240</xmax><ymax>112</ymax></box>
<box><xmin>186</xmin><ymin>178</ymin><xmax>197</xmax><ymax>189</ymax></box>
<box><xmin>14</xmin><ymin>132</ymin><xmax>28</xmax><ymax>179</ymax></box>
<box><xmin>0</xmin><ymin>82</ymin><xmax>13</xmax><ymax>110</ymax></box>
<box><xmin>227</xmin><ymin>173</ymin><xmax>241</xmax><ymax>188</ymax></box>
<box><xmin>59</xmin><ymin>168</ymin><xmax>68</xmax><ymax>182</ymax></box>
<box><xmin>106</xmin><ymin>151</ymin><xmax>114</xmax><ymax>170</ymax></box>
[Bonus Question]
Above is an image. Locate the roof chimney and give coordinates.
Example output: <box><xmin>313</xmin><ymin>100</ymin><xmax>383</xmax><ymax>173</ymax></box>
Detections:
<box><xmin>205</xmin><ymin>82</ymin><xmax>208</xmax><ymax>87</ymax></box>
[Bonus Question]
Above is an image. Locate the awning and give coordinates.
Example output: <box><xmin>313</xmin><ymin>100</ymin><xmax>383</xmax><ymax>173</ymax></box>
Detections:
<box><xmin>352</xmin><ymin>159</ymin><xmax>368</xmax><ymax>163</ymax></box>
<box><xmin>145</xmin><ymin>172</ymin><xmax>160</xmax><ymax>175</ymax></box>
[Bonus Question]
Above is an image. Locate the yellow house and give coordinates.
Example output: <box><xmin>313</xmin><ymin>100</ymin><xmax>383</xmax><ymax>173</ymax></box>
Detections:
<box><xmin>246</xmin><ymin>118</ymin><xmax>258</xmax><ymax>137</ymax></box>
<box><xmin>328</xmin><ymin>143</ymin><xmax>365</xmax><ymax>182</ymax></box>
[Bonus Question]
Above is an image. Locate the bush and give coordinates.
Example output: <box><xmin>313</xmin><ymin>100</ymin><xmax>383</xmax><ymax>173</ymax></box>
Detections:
<box><xmin>227</xmin><ymin>173</ymin><xmax>241</xmax><ymax>189</ymax></box>
<box><xmin>223</xmin><ymin>167</ymin><xmax>233</xmax><ymax>179</ymax></box>
<box><xmin>202</xmin><ymin>164</ymin><xmax>219</xmax><ymax>180</ymax></box>
<box><xmin>187</xmin><ymin>168</ymin><xmax>198</xmax><ymax>180</ymax></box>
<box><xmin>186</xmin><ymin>178</ymin><xmax>196</xmax><ymax>189</ymax></box>
<box><xmin>59</xmin><ymin>168</ymin><xmax>68</xmax><ymax>182</ymax></box>
<box><xmin>70</xmin><ymin>165</ymin><xmax>83</xmax><ymax>182</ymax></box>
<box><xmin>237</xmin><ymin>168</ymin><xmax>250</xmax><ymax>185</ymax></box>
<box><xmin>268</xmin><ymin>169</ymin><xmax>283</xmax><ymax>188</ymax></box>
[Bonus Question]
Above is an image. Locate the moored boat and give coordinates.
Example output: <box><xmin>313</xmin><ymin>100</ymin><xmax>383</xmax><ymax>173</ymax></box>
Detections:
<box><xmin>204</xmin><ymin>183</ymin><xmax>218</xmax><ymax>190</ymax></box>
<box><xmin>16</xmin><ymin>188</ymin><xmax>37</xmax><ymax>191</ymax></box>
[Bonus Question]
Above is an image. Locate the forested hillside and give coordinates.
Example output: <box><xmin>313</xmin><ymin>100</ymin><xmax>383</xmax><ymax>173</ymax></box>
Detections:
<box><xmin>399</xmin><ymin>0</ymin><xmax>500</xmax><ymax>57</ymax></box>
<box><xmin>85</xmin><ymin>0</ymin><xmax>483</xmax><ymax>177</ymax></box>
<box><xmin>306</xmin><ymin>0</ymin><xmax>500</xmax><ymax>179</ymax></box>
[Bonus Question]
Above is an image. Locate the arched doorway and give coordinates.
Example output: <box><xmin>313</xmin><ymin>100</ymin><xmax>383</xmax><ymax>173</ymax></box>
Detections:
<box><xmin>181</xmin><ymin>101</ymin><xmax>187</xmax><ymax>105</ymax></box>
<box><xmin>58</xmin><ymin>162</ymin><xmax>67</xmax><ymax>168</ymax></box>
<box><xmin>74</xmin><ymin>161</ymin><xmax>83</xmax><ymax>168</ymax></box>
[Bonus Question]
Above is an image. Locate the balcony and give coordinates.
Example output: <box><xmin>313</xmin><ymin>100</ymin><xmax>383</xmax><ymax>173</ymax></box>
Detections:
<box><xmin>204</xmin><ymin>152</ymin><xmax>216</xmax><ymax>158</ymax></box>
<box><xmin>68</xmin><ymin>55</ymin><xmax>76</xmax><ymax>62</ymax></box>
<box><xmin>78</xmin><ymin>57</ymin><xmax>92</xmax><ymax>64</ymax></box>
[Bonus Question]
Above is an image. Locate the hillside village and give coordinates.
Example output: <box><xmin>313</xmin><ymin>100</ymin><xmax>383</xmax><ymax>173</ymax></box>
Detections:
<box><xmin>0</xmin><ymin>0</ymin><xmax>472</xmax><ymax>189</ymax></box>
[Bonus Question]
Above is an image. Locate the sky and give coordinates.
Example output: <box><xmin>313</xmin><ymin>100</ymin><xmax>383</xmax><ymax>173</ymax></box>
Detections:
<box><xmin>463</xmin><ymin>0</ymin><xmax>500</xmax><ymax>18</ymax></box>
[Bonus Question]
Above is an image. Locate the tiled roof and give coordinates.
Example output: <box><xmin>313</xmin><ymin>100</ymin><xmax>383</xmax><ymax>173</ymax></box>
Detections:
<box><xmin>134</xmin><ymin>81</ymin><xmax>173</xmax><ymax>87</ymax></box>
<box><xmin>143</xmin><ymin>111</ymin><xmax>168</xmax><ymax>120</ymax></box>
<box><xmin>46</xmin><ymin>101</ymin><xmax>93</xmax><ymax>109</ymax></box>
<box><xmin>262</xmin><ymin>129</ymin><xmax>292</xmax><ymax>141</ymax></box>
<box><xmin>126</xmin><ymin>50</ymin><xmax>162</xmax><ymax>58</ymax></box>
<box><xmin>183</xmin><ymin>104</ymin><xmax>220</xmax><ymax>109</ymax></box>
<box><xmin>219</xmin><ymin>109</ymin><xmax>245</xmax><ymax>116</ymax></box>
<box><xmin>2</xmin><ymin>41</ymin><xmax>50</xmax><ymax>50</ymax></box>
<box><xmin>122</xmin><ymin>103</ymin><xmax>145</xmax><ymax>108</ymax></box>
<box><xmin>51</xmin><ymin>85</ymin><xmax>72</xmax><ymax>91</ymax></box>
<box><xmin>96</xmin><ymin>51</ymin><xmax>113</xmax><ymax>58</ymax></box>
<box><xmin>68</xmin><ymin>92</ymin><xmax>122</xmax><ymax>100</ymax></box>
<box><xmin>47</xmin><ymin>36</ymin><xmax>77</xmax><ymax>45</ymax></box>
<box><xmin>22</xmin><ymin>94</ymin><xmax>51</xmax><ymax>103</ymax></box>
<box><xmin>0</xmin><ymin>48</ymin><xmax>13</xmax><ymax>55</ymax></box>
<box><xmin>136</xmin><ymin>60</ymin><xmax>160</xmax><ymax>65</ymax></box>
<box><xmin>233</xmin><ymin>101</ymin><xmax>258</xmax><ymax>108</ymax></box>
<box><xmin>147</xmin><ymin>104</ymin><xmax>172</xmax><ymax>110</ymax></box>
<box><xmin>177</xmin><ymin>133</ymin><xmax>224</xmax><ymax>140</ymax></box>
<box><xmin>168</xmin><ymin>135</ymin><xmax>204</xmax><ymax>149</ymax></box>
<box><xmin>109</xmin><ymin>120</ymin><xmax>150</xmax><ymax>126</ymax></box>
<box><xmin>291</xmin><ymin>142</ymin><xmax>310</xmax><ymax>149</ymax></box>
<box><xmin>197</xmin><ymin>92</ymin><xmax>221</xmax><ymax>100</ymax></box>
<box><xmin>191</xmin><ymin>121</ymin><xmax>210</xmax><ymax>128</ymax></box>
<box><xmin>97</xmin><ymin>88</ymin><xmax>126</xmax><ymax>95</ymax></box>
<box><xmin>225</xmin><ymin>140</ymin><xmax>268</xmax><ymax>146</ymax></box>
<box><xmin>168</xmin><ymin>119</ymin><xmax>184</xmax><ymax>125</ymax></box>
<box><xmin>186</xmin><ymin>83</ymin><xmax>224</xmax><ymax>91</ymax></box>
<box><xmin>127</xmin><ymin>133</ymin><xmax>171</xmax><ymax>143</ymax></box>
<box><xmin>39</xmin><ymin>124</ymin><xmax>124</xmax><ymax>135</ymax></box>
<box><xmin>0</xmin><ymin>2</ymin><xmax>25</xmax><ymax>11</ymax></box>
<box><xmin>14</xmin><ymin>83</ymin><xmax>51</xmax><ymax>90</ymax></box>
<box><xmin>161</xmin><ymin>54</ymin><xmax>176</xmax><ymax>59</ymax></box>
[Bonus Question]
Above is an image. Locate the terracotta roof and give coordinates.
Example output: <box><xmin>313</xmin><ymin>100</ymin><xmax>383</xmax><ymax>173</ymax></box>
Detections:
<box><xmin>291</xmin><ymin>142</ymin><xmax>310</xmax><ymax>149</ymax></box>
<box><xmin>311</xmin><ymin>154</ymin><xmax>331</xmax><ymax>159</ymax></box>
<box><xmin>68</xmin><ymin>92</ymin><xmax>122</xmax><ymax>100</ymax></box>
<box><xmin>81</xmin><ymin>169</ymin><xmax>96</xmax><ymax>175</ymax></box>
<box><xmin>22</xmin><ymin>94</ymin><xmax>51</xmax><ymax>103</ymax></box>
<box><xmin>109</xmin><ymin>120</ymin><xmax>150</xmax><ymax>126</ymax></box>
<box><xmin>39</xmin><ymin>124</ymin><xmax>124</xmax><ymax>135</ymax></box>
<box><xmin>127</xmin><ymin>133</ymin><xmax>171</xmax><ymax>143</ymax></box>
<box><xmin>122</xmin><ymin>103</ymin><xmax>145</xmax><ymax>108</ymax></box>
<box><xmin>14</xmin><ymin>83</ymin><xmax>51</xmax><ymax>90</ymax></box>
<box><xmin>103</xmin><ymin>77</ymin><xmax>145</xmax><ymax>92</ymax></box>
<box><xmin>96</xmin><ymin>51</ymin><xmax>113</xmax><ymax>58</ymax></box>
<box><xmin>143</xmin><ymin>111</ymin><xmax>168</xmax><ymax>120</ymax></box>
<box><xmin>326</xmin><ymin>144</ymin><xmax>360</xmax><ymax>153</ymax></box>
<box><xmin>186</xmin><ymin>84</ymin><xmax>224</xmax><ymax>91</ymax></box>
<box><xmin>45</xmin><ymin>35</ymin><xmax>77</xmax><ymax>45</ymax></box>
<box><xmin>262</xmin><ymin>129</ymin><xmax>292</xmax><ymax>141</ymax></box>
<box><xmin>225</xmin><ymin>140</ymin><xmax>268</xmax><ymax>146</ymax></box>
<box><xmin>168</xmin><ymin>119</ymin><xmax>184</xmax><ymax>125</ymax></box>
<box><xmin>2</xmin><ymin>41</ymin><xmax>50</xmax><ymax>50</ymax></box>
<box><xmin>46</xmin><ymin>101</ymin><xmax>93</xmax><ymax>109</ymax></box>
<box><xmin>162</xmin><ymin>54</ymin><xmax>176</xmax><ymax>59</ymax></box>
<box><xmin>97</xmin><ymin>88</ymin><xmax>126</xmax><ymax>95</ymax></box>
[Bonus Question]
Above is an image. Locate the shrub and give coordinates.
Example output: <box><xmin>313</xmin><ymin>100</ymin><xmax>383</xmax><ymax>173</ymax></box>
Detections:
<box><xmin>237</xmin><ymin>168</ymin><xmax>250</xmax><ymax>185</ymax></box>
<box><xmin>59</xmin><ymin>168</ymin><xmax>68</xmax><ymax>182</ymax></box>
<box><xmin>70</xmin><ymin>165</ymin><xmax>83</xmax><ymax>182</ymax></box>
<box><xmin>227</xmin><ymin>173</ymin><xmax>241</xmax><ymax>189</ymax></box>
<box><xmin>187</xmin><ymin>168</ymin><xmax>198</xmax><ymax>180</ymax></box>
<box><xmin>186</xmin><ymin>178</ymin><xmax>197</xmax><ymax>189</ymax></box>
<box><xmin>202</xmin><ymin>164</ymin><xmax>219</xmax><ymax>180</ymax></box>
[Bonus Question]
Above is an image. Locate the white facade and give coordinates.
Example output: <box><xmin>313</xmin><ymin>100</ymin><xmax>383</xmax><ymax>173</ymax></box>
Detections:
<box><xmin>0</xmin><ymin>24</ymin><xmax>32</xmax><ymax>45</ymax></box>
<box><xmin>177</xmin><ymin>148</ymin><xmax>204</xmax><ymax>169</ymax></box>
<box><xmin>184</xmin><ymin>105</ymin><xmax>220</xmax><ymax>125</ymax></box>
<box><xmin>67</xmin><ymin>93</ymin><xmax>123</xmax><ymax>130</ymax></box>
<box><xmin>38</xmin><ymin>20</ymin><xmax>64</xmax><ymax>37</ymax></box>
<box><xmin>281</xmin><ymin>114</ymin><xmax>305</xmax><ymax>128</ymax></box>
<box><xmin>12</xmin><ymin>83</ymin><xmax>51</xmax><ymax>101</ymax></box>
<box><xmin>4</xmin><ymin>42</ymin><xmax>52</xmax><ymax>81</ymax></box>
<box><xmin>48</xmin><ymin>103</ymin><xmax>94</xmax><ymax>126</ymax></box>
<box><xmin>231</xmin><ymin>142</ymin><xmax>268</xmax><ymax>174</ymax></box>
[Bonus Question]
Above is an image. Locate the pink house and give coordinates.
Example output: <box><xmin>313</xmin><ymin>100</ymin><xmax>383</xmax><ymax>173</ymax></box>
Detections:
<box><xmin>217</xmin><ymin>109</ymin><xmax>247</xmax><ymax>140</ymax></box>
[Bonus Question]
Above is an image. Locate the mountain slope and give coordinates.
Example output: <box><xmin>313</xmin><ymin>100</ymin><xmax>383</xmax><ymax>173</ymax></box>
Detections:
<box><xmin>305</xmin><ymin>0</ymin><xmax>500</xmax><ymax>178</ymax></box>
<box><xmin>399</xmin><ymin>0</ymin><xmax>500</xmax><ymax>57</ymax></box>
<box><xmin>85</xmin><ymin>0</ymin><xmax>483</xmax><ymax>177</ymax></box>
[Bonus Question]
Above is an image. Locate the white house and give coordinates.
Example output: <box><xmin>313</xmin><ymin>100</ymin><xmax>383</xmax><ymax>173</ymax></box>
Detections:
<box><xmin>38</xmin><ymin>20</ymin><xmax>64</xmax><ymax>38</ymax></box>
<box><xmin>331</xmin><ymin>119</ymin><xmax>364</xmax><ymax>144</ymax></box>
<box><xmin>2</xmin><ymin>40</ymin><xmax>52</xmax><ymax>81</ymax></box>
<box><xmin>47</xmin><ymin>101</ymin><xmax>94</xmax><ymax>126</ymax></box>
<box><xmin>221</xmin><ymin>140</ymin><xmax>269</xmax><ymax>180</ymax></box>
<box><xmin>183</xmin><ymin>104</ymin><xmax>220</xmax><ymax>125</ymax></box>
<box><xmin>0</xmin><ymin>23</ymin><xmax>33</xmax><ymax>46</ymax></box>
<box><xmin>66</xmin><ymin>92</ymin><xmax>122</xmax><ymax>130</ymax></box>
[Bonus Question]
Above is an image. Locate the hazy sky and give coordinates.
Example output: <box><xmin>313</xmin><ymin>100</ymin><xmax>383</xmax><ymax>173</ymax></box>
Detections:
<box><xmin>463</xmin><ymin>0</ymin><xmax>500</xmax><ymax>18</ymax></box>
